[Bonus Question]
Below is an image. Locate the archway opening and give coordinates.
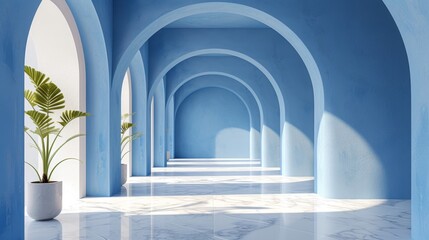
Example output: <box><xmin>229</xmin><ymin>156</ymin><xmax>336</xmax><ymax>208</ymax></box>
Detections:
<box><xmin>150</xmin><ymin>96</ymin><xmax>155</xmax><ymax>169</ymax></box>
<box><xmin>24</xmin><ymin>0</ymin><xmax>86</xmax><ymax>207</ymax></box>
<box><xmin>120</xmin><ymin>69</ymin><xmax>132</xmax><ymax>179</ymax></box>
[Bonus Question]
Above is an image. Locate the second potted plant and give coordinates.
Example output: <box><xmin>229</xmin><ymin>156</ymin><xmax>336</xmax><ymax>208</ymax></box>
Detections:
<box><xmin>120</xmin><ymin>113</ymin><xmax>142</xmax><ymax>185</ymax></box>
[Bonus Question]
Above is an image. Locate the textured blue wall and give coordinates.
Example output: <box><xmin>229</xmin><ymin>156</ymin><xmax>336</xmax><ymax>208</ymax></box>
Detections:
<box><xmin>91</xmin><ymin>0</ymin><xmax>112</xmax><ymax>72</ymax></box>
<box><xmin>175</xmin><ymin>87</ymin><xmax>250</xmax><ymax>158</ymax></box>
<box><xmin>173</xmin><ymin>77</ymin><xmax>260</xmax><ymax>132</ymax></box>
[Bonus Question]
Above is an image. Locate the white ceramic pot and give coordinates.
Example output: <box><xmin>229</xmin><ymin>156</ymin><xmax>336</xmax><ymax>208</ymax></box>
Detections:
<box><xmin>26</xmin><ymin>181</ymin><xmax>62</xmax><ymax>221</ymax></box>
<box><xmin>121</xmin><ymin>163</ymin><xmax>127</xmax><ymax>185</ymax></box>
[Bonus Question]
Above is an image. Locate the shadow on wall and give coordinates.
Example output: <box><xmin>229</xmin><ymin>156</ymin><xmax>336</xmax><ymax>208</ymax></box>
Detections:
<box><xmin>318</xmin><ymin>113</ymin><xmax>388</xmax><ymax>198</ymax></box>
<box><xmin>175</xmin><ymin>87</ymin><xmax>250</xmax><ymax>158</ymax></box>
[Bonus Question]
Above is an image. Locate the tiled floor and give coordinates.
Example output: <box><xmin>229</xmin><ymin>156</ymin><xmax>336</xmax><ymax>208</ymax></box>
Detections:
<box><xmin>25</xmin><ymin>159</ymin><xmax>411</xmax><ymax>240</ymax></box>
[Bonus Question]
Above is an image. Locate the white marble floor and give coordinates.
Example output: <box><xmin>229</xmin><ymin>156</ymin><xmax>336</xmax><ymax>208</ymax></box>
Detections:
<box><xmin>25</xmin><ymin>159</ymin><xmax>411</xmax><ymax>240</ymax></box>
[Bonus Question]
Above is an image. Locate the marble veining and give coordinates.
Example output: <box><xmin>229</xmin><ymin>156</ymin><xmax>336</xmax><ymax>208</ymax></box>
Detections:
<box><xmin>25</xmin><ymin>159</ymin><xmax>411</xmax><ymax>240</ymax></box>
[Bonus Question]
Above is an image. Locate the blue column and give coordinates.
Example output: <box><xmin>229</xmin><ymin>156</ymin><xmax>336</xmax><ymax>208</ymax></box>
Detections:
<box><xmin>153</xmin><ymin>80</ymin><xmax>166</xmax><ymax>167</ymax></box>
<box><xmin>0</xmin><ymin>1</ymin><xmax>40</xmax><ymax>238</ymax></box>
<box><xmin>166</xmin><ymin>98</ymin><xmax>175</xmax><ymax>160</ymax></box>
<box><xmin>109</xmin><ymin>87</ymin><xmax>122</xmax><ymax>195</ymax></box>
<box><xmin>383</xmin><ymin>1</ymin><xmax>429</xmax><ymax>237</ymax></box>
<box><xmin>67</xmin><ymin>0</ymin><xmax>114</xmax><ymax>196</ymax></box>
<box><xmin>130</xmin><ymin>51</ymin><xmax>149</xmax><ymax>176</ymax></box>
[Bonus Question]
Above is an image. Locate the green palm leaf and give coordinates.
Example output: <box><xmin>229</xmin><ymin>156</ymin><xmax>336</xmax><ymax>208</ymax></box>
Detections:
<box><xmin>121</xmin><ymin>122</ymin><xmax>134</xmax><ymax>135</ymax></box>
<box><xmin>24</xmin><ymin>90</ymin><xmax>37</xmax><ymax>108</ymax></box>
<box><xmin>48</xmin><ymin>157</ymin><xmax>80</xmax><ymax>181</ymax></box>
<box><xmin>34</xmin><ymin>82</ymin><xmax>65</xmax><ymax>114</ymax></box>
<box><xmin>121</xmin><ymin>113</ymin><xmax>135</xmax><ymax>120</ymax></box>
<box><xmin>24</xmin><ymin>66</ymin><xmax>50</xmax><ymax>87</ymax></box>
<box><xmin>25</xmin><ymin>162</ymin><xmax>42</xmax><ymax>182</ymax></box>
<box><xmin>59</xmin><ymin>110</ymin><xmax>89</xmax><ymax>127</ymax></box>
<box><xmin>32</xmin><ymin>126</ymin><xmax>60</xmax><ymax>138</ymax></box>
<box><xmin>25</xmin><ymin>110</ymin><xmax>53</xmax><ymax>134</ymax></box>
<box><xmin>48</xmin><ymin>133</ymin><xmax>85</xmax><ymax>165</ymax></box>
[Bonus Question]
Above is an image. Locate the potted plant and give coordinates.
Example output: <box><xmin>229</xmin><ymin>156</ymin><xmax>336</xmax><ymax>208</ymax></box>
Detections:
<box><xmin>120</xmin><ymin>113</ymin><xmax>142</xmax><ymax>185</ymax></box>
<box><xmin>24</xmin><ymin>66</ymin><xmax>88</xmax><ymax>221</ymax></box>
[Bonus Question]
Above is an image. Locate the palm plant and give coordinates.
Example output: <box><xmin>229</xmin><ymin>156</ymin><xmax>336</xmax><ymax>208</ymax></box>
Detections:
<box><xmin>24</xmin><ymin>66</ymin><xmax>88</xmax><ymax>183</ymax></box>
<box><xmin>121</xmin><ymin>113</ymin><xmax>142</xmax><ymax>161</ymax></box>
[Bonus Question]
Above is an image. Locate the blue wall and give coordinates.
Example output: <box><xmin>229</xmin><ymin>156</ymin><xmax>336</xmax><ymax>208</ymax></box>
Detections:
<box><xmin>175</xmin><ymin>87</ymin><xmax>250</xmax><ymax>158</ymax></box>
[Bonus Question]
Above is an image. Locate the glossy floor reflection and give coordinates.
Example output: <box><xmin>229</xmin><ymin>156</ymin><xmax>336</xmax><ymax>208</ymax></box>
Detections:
<box><xmin>25</xmin><ymin>159</ymin><xmax>411</xmax><ymax>240</ymax></box>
